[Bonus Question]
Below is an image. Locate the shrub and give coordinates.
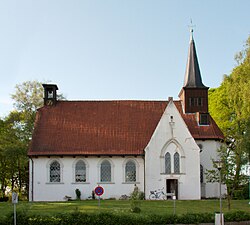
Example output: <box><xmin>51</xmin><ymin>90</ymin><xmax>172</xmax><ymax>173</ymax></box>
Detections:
<box><xmin>0</xmin><ymin>196</ymin><xmax>9</xmax><ymax>202</ymax></box>
<box><xmin>130</xmin><ymin>185</ymin><xmax>145</xmax><ymax>200</ymax></box>
<box><xmin>130</xmin><ymin>200</ymin><xmax>141</xmax><ymax>213</ymax></box>
<box><xmin>75</xmin><ymin>188</ymin><xmax>81</xmax><ymax>200</ymax></box>
<box><xmin>224</xmin><ymin>210</ymin><xmax>250</xmax><ymax>222</ymax></box>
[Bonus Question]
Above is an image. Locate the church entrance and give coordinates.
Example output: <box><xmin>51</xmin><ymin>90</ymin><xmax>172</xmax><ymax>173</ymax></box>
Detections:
<box><xmin>166</xmin><ymin>179</ymin><xmax>178</xmax><ymax>199</ymax></box>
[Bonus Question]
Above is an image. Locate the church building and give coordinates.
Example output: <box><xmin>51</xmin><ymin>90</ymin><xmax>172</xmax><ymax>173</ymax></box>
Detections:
<box><xmin>28</xmin><ymin>31</ymin><xmax>225</xmax><ymax>201</ymax></box>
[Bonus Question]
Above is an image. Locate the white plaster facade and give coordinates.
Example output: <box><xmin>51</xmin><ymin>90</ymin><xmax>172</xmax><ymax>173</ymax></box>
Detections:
<box><xmin>29</xmin><ymin>156</ymin><xmax>144</xmax><ymax>201</ymax></box>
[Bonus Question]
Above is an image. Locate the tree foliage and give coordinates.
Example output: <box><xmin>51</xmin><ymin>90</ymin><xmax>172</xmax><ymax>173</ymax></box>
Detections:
<box><xmin>208</xmin><ymin>36</ymin><xmax>250</xmax><ymax>206</ymax></box>
<box><xmin>0</xmin><ymin>80</ymin><xmax>64</xmax><ymax>198</ymax></box>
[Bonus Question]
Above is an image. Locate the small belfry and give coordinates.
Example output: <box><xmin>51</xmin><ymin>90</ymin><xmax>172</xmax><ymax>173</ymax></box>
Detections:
<box><xmin>42</xmin><ymin>84</ymin><xmax>58</xmax><ymax>106</ymax></box>
<box><xmin>179</xmin><ymin>29</ymin><xmax>209</xmax><ymax>117</ymax></box>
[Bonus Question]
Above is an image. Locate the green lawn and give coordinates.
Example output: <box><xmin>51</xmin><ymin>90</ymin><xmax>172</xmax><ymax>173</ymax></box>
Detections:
<box><xmin>0</xmin><ymin>199</ymin><xmax>249</xmax><ymax>219</ymax></box>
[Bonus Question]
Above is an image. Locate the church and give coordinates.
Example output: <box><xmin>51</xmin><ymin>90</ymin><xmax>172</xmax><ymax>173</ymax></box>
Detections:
<box><xmin>28</xmin><ymin>31</ymin><xmax>225</xmax><ymax>201</ymax></box>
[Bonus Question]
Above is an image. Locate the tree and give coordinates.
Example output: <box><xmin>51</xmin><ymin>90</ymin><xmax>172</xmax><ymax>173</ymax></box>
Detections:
<box><xmin>0</xmin><ymin>80</ymin><xmax>64</xmax><ymax>198</ymax></box>
<box><xmin>208</xmin><ymin>36</ymin><xmax>250</xmax><ymax>208</ymax></box>
<box><xmin>0</xmin><ymin>118</ymin><xmax>27</xmax><ymax>197</ymax></box>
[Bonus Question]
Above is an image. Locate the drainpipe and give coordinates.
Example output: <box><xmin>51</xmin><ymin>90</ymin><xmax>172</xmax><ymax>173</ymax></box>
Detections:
<box><xmin>30</xmin><ymin>158</ymin><xmax>34</xmax><ymax>202</ymax></box>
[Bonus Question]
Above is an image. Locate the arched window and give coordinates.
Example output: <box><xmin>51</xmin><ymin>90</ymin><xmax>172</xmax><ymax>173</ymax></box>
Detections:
<box><xmin>100</xmin><ymin>160</ymin><xmax>111</xmax><ymax>182</ymax></box>
<box><xmin>200</xmin><ymin>165</ymin><xmax>204</xmax><ymax>183</ymax></box>
<box><xmin>75</xmin><ymin>160</ymin><xmax>86</xmax><ymax>182</ymax></box>
<box><xmin>125</xmin><ymin>160</ymin><xmax>136</xmax><ymax>182</ymax></box>
<box><xmin>50</xmin><ymin>160</ymin><xmax>60</xmax><ymax>182</ymax></box>
<box><xmin>165</xmin><ymin>152</ymin><xmax>171</xmax><ymax>174</ymax></box>
<box><xmin>174</xmin><ymin>152</ymin><xmax>180</xmax><ymax>173</ymax></box>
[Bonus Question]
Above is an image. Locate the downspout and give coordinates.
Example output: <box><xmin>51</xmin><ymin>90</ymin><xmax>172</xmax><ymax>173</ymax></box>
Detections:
<box><xmin>30</xmin><ymin>158</ymin><xmax>34</xmax><ymax>202</ymax></box>
<box><xmin>143</xmin><ymin>155</ymin><xmax>145</xmax><ymax>195</ymax></box>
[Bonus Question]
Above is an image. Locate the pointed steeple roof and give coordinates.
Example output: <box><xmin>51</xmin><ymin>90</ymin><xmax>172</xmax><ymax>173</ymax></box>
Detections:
<box><xmin>183</xmin><ymin>30</ymin><xmax>207</xmax><ymax>88</ymax></box>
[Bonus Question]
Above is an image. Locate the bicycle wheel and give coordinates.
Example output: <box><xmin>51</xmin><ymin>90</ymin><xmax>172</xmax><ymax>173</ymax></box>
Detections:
<box><xmin>149</xmin><ymin>193</ymin><xmax>156</xmax><ymax>200</ymax></box>
<box><xmin>160</xmin><ymin>194</ymin><xmax>167</xmax><ymax>200</ymax></box>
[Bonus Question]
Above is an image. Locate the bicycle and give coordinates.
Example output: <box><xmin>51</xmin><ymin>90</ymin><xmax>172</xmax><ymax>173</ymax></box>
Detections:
<box><xmin>119</xmin><ymin>194</ymin><xmax>129</xmax><ymax>200</ymax></box>
<box><xmin>149</xmin><ymin>187</ymin><xmax>167</xmax><ymax>200</ymax></box>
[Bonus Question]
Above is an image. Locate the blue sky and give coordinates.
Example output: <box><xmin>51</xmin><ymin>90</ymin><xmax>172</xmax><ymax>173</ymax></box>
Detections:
<box><xmin>0</xmin><ymin>0</ymin><xmax>249</xmax><ymax>117</ymax></box>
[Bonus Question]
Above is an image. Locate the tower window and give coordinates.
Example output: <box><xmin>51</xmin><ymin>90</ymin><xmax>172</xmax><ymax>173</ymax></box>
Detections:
<box><xmin>198</xmin><ymin>97</ymin><xmax>203</xmax><ymax>106</ymax></box>
<box><xmin>189</xmin><ymin>97</ymin><xmax>194</xmax><ymax>106</ymax></box>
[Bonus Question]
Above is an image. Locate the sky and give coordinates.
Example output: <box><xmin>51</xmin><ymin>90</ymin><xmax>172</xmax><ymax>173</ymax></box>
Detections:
<box><xmin>0</xmin><ymin>0</ymin><xmax>250</xmax><ymax>117</ymax></box>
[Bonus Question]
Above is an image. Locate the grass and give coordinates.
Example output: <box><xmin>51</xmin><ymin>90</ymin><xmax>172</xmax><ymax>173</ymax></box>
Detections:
<box><xmin>0</xmin><ymin>199</ymin><xmax>249</xmax><ymax>219</ymax></box>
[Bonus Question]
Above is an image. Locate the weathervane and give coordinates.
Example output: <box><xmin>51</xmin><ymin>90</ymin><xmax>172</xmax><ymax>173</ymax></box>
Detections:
<box><xmin>188</xmin><ymin>19</ymin><xmax>196</xmax><ymax>40</ymax></box>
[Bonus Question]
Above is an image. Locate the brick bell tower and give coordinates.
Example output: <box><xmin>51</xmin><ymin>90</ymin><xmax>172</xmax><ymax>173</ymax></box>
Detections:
<box><xmin>178</xmin><ymin>29</ymin><xmax>210</xmax><ymax>125</ymax></box>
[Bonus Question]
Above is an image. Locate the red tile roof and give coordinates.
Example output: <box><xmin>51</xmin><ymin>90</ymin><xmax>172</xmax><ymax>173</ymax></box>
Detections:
<box><xmin>28</xmin><ymin>100</ymin><xmax>224</xmax><ymax>156</ymax></box>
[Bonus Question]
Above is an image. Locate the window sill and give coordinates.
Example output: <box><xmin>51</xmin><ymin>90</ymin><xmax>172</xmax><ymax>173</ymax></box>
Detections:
<box><xmin>46</xmin><ymin>182</ymin><xmax>64</xmax><ymax>184</ymax></box>
<box><xmin>160</xmin><ymin>173</ymin><xmax>185</xmax><ymax>175</ymax></box>
<box><xmin>71</xmin><ymin>182</ymin><xmax>90</xmax><ymax>184</ymax></box>
<box><xmin>122</xmin><ymin>182</ymin><xmax>140</xmax><ymax>184</ymax></box>
<box><xmin>97</xmin><ymin>182</ymin><xmax>115</xmax><ymax>184</ymax></box>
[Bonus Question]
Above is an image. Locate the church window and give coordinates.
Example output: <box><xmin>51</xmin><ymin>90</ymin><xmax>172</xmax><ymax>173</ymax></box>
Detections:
<box><xmin>200</xmin><ymin>165</ymin><xmax>204</xmax><ymax>183</ymax></box>
<box><xmin>75</xmin><ymin>160</ymin><xmax>86</xmax><ymax>182</ymax></box>
<box><xmin>174</xmin><ymin>152</ymin><xmax>180</xmax><ymax>173</ymax></box>
<box><xmin>125</xmin><ymin>160</ymin><xmax>136</xmax><ymax>182</ymax></box>
<box><xmin>165</xmin><ymin>152</ymin><xmax>171</xmax><ymax>174</ymax></box>
<box><xmin>50</xmin><ymin>160</ymin><xmax>60</xmax><ymax>182</ymax></box>
<box><xmin>100</xmin><ymin>160</ymin><xmax>111</xmax><ymax>182</ymax></box>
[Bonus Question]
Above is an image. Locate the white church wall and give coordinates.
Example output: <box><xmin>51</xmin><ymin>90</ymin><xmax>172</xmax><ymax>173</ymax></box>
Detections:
<box><xmin>145</xmin><ymin>100</ymin><xmax>201</xmax><ymax>200</ymax></box>
<box><xmin>30</xmin><ymin>156</ymin><xmax>144</xmax><ymax>201</ymax></box>
<box><xmin>197</xmin><ymin>140</ymin><xmax>227</xmax><ymax>198</ymax></box>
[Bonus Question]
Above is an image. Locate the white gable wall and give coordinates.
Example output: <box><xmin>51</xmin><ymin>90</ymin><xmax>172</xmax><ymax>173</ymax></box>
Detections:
<box><xmin>145</xmin><ymin>100</ymin><xmax>201</xmax><ymax>200</ymax></box>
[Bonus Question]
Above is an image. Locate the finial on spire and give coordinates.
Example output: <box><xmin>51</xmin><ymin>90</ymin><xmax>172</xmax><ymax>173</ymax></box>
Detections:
<box><xmin>188</xmin><ymin>19</ymin><xmax>195</xmax><ymax>41</ymax></box>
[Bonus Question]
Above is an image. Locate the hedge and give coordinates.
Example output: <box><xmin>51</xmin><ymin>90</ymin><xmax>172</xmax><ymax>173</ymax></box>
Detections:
<box><xmin>0</xmin><ymin>210</ymin><xmax>249</xmax><ymax>225</ymax></box>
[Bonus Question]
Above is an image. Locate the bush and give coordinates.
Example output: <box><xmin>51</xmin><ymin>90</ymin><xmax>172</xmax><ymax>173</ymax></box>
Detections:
<box><xmin>233</xmin><ymin>184</ymin><xmax>249</xmax><ymax>200</ymax></box>
<box><xmin>0</xmin><ymin>196</ymin><xmax>9</xmax><ymax>202</ymax></box>
<box><xmin>224</xmin><ymin>210</ymin><xmax>250</xmax><ymax>222</ymax></box>
<box><xmin>130</xmin><ymin>200</ymin><xmax>141</xmax><ymax>213</ymax></box>
<box><xmin>75</xmin><ymin>189</ymin><xmax>81</xmax><ymax>200</ymax></box>
<box><xmin>130</xmin><ymin>185</ymin><xmax>145</xmax><ymax>200</ymax></box>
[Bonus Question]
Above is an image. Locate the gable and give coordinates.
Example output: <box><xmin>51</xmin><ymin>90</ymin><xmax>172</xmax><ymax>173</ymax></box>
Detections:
<box><xmin>28</xmin><ymin>100</ymin><xmax>224</xmax><ymax>156</ymax></box>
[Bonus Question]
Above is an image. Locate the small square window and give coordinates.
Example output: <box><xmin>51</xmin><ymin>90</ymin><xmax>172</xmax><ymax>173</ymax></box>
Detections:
<box><xmin>199</xmin><ymin>113</ymin><xmax>209</xmax><ymax>125</ymax></box>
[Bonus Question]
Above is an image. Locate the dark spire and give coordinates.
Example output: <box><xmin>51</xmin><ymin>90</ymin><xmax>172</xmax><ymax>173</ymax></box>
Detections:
<box><xmin>183</xmin><ymin>29</ymin><xmax>207</xmax><ymax>88</ymax></box>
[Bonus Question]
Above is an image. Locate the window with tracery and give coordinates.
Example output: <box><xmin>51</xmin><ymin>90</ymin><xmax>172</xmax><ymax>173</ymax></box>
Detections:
<box><xmin>165</xmin><ymin>152</ymin><xmax>171</xmax><ymax>174</ymax></box>
<box><xmin>50</xmin><ymin>160</ymin><xmax>60</xmax><ymax>182</ymax></box>
<box><xmin>174</xmin><ymin>152</ymin><xmax>180</xmax><ymax>173</ymax></box>
<box><xmin>100</xmin><ymin>160</ymin><xmax>111</xmax><ymax>182</ymax></box>
<box><xmin>125</xmin><ymin>161</ymin><xmax>136</xmax><ymax>182</ymax></box>
<box><xmin>75</xmin><ymin>160</ymin><xmax>86</xmax><ymax>182</ymax></box>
